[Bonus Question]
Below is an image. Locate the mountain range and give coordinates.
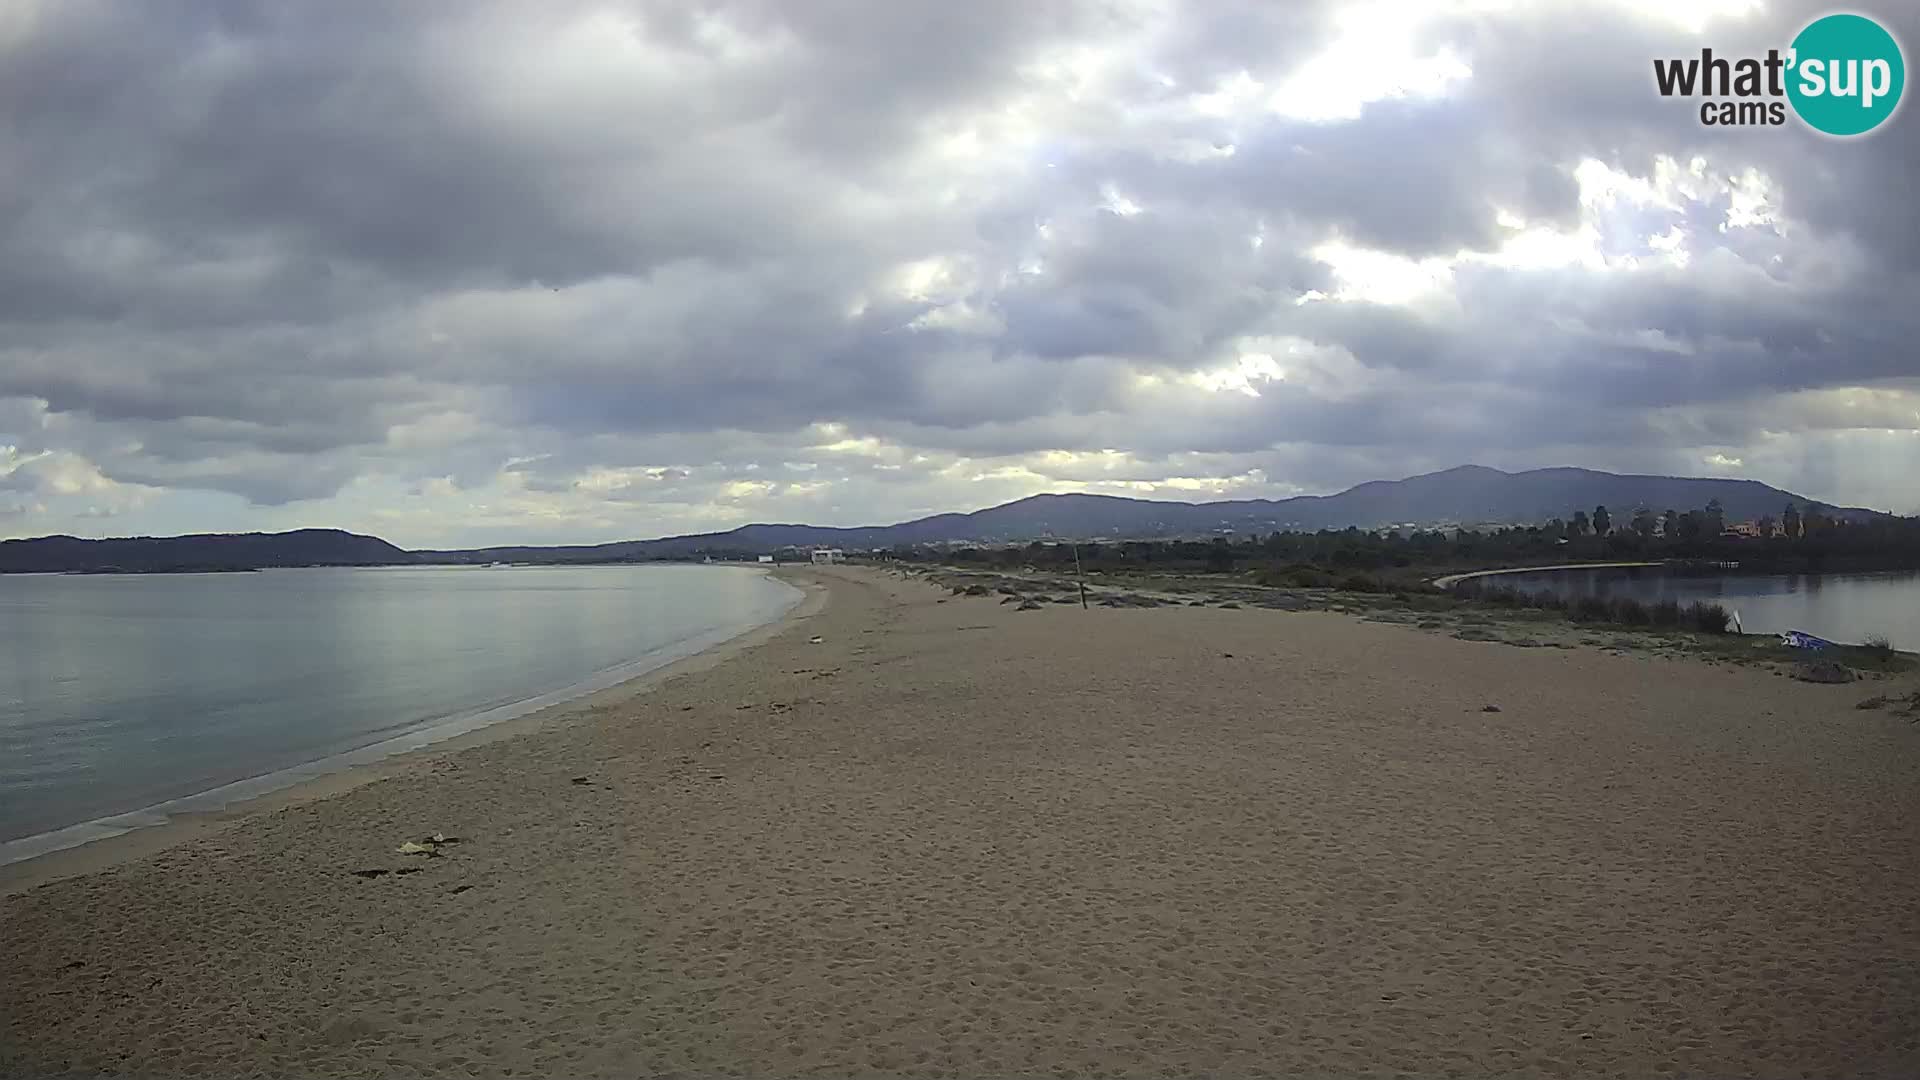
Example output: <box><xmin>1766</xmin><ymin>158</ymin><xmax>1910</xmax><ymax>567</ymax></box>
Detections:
<box><xmin>0</xmin><ymin>528</ymin><xmax>412</xmax><ymax>574</ymax></box>
<box><xmin>0</xmin><ymin>466</ymin><xmax>1887</xmax><ymax>572</ymax></box>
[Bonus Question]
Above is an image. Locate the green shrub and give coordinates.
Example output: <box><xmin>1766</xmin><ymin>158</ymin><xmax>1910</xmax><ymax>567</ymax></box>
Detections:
<box><xmin>1570</xmin><ymin>596</ymin><xmax>1610</xmax><ymax>623</ymax></box>
<box><xmin>1613</xmin><ymin>598</ymin><xmax>1651</xmax><ymax>625</ymax></box>
<box><xmin>1453</xmin><ymin>583</ymin><xmax>1731</xmax><ymax>636</ymax></box>
<box><xmin>1686</xmin><ymin>602</ymin><xmax>1731</xmax><ymax>633</ymax></box>
<box><xmin>1292</xmin><ymin>567</ymin><xmax>1337</xmax><ymax>588</ymax></box>
<box><xmin>1338</xmin><ymin>574</ymin><xmax>1382</xmax><ymax>593</ymax></box>
<box><xmin>1257</xmin><ymin>564</ymin><xmax>1338</xmax><ymax>589</ymax></box>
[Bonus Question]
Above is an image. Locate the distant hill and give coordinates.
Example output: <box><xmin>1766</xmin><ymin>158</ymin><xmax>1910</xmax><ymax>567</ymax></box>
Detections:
<box><xmin>419</xmin><ymin>465</ymin><xmax>1884</xmax><ymax>562</ymax></box>
<box><xmin>1197</xmin><ymin>464</ymin><xmax>1882</xmax><ymax>534</ymax></box>
<box><xmin>5</xmin><ymin>467</ymin><xmax>1885</xmax><ymax>571</ymax></box>
<box><xmin>0</xmin><ymin>529</ymin><xmax>415</xmax><ymax>573</ymax></box>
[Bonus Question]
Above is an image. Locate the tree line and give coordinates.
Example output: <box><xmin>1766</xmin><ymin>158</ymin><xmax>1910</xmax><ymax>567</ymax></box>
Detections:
<box><xmin>890</xmin><ymin>500</ymin><xmax>1920</xmax><ymax>582</ymax></box>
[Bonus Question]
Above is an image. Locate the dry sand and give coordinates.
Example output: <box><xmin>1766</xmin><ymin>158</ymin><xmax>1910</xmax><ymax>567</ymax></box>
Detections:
<box><xmin>4</xmin><ymin>566</ymin><xmax>1918</xmax><ymax>1078</ymax></box>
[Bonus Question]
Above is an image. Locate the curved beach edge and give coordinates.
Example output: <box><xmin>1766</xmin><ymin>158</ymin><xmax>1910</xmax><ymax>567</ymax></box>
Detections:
<box><xmin>1429</xmin><ymin>561</ymin><xmax>1665</xmax><ymax>589</ymax></box>
<box><xmin>0</xmin><ymin>568</ymin><xmax>831</xmax><ymax>895</ymax></box>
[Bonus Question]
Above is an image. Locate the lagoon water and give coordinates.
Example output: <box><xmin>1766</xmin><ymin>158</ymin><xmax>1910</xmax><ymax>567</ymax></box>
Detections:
<box><xmin>1492</xmin><ymin>567</ymin><xmax>1920</xmax><ymax>652</ymax></box>
<box><xmin>0</xmin><ymin>565</ymin><xmax>799</xmax><ymax>858</ymax></box>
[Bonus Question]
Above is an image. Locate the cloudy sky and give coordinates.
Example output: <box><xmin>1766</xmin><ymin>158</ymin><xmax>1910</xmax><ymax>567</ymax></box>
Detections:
<box><xmin>3</xmin><ymin>0</ymin><xmax>1916</xmax><ymax>547</ymax></box>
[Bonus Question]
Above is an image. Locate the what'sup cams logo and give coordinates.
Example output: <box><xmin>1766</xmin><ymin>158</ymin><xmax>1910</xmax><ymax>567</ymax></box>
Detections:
<box><xmin>1654</xmin><ymin>12</ymin><xmax>1906</xmax><ymax>135</ymax></box>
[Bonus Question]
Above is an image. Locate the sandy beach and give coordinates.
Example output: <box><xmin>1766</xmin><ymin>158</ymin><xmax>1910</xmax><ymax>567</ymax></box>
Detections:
<box><xmin>4</xmin><ymin>565</ymin><xmax>1918</xmax><ymax>1078</ymax></box>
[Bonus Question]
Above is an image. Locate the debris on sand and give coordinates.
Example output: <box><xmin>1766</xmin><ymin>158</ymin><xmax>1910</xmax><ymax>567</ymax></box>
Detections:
<box><xmin>1792</xmin><ymin>660</ymin><xmax>1856</xmax><ymax>684</ymax></box>
<box><xmin>350</xmin><ymin>868</ymin><xmax>390</xmax><ymax>879</ymax></box>
<box><xmin>1481</xmin><ymin>704</ymin><xmax>1502</xmax><ymax>713</ymax></box>
<box><xmin>396</xmin><ymin>834</ymin><xmax>464</xmax><ymax>858</ymax></box>
<box><xmin>1858</xmin><ymin>690</ymin><xmax>1920</xmax><ymax>718</ymax></box>
<box><xmin>1016</xmin><ymin>599</ymin><xmax>1043</xmax><ymax>610</ymax></box>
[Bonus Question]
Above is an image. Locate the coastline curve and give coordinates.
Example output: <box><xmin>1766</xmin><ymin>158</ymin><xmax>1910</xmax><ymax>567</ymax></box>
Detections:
<box><xmin>1430</xmin><ymin>561</ymin><xmax>1665</xmax><ymax>589</ymax></box>
<box><xmin>1</xmin><ymin>568</ymin><xmax>828</xmax><ymax>892</ymax></box>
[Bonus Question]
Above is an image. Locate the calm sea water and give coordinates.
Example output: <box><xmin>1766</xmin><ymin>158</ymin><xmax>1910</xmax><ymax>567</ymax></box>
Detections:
<box><xmin>0</xmin><ymin>565</ymin><xmax>799</xmax><ymax>858</ymax></box>
<box><xmin>1490</xmin><ymin>567</ymin><xmax>1920</xmax><ymax>651</ymax></box>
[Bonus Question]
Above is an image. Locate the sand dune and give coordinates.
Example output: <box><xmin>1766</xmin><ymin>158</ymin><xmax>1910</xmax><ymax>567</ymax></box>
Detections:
<box><xmin>5</xmin><ymin>566</ymin><xmax>1918</xmax><ymax>1078</ymax></box>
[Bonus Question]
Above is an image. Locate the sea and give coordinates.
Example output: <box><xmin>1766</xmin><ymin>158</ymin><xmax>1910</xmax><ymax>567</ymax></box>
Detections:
<box><xmin>1489</xmin><ymin>567</ymin><xmax>1920</xmax><ymax>652</ymax></box>
<box><xmin>0</xmin><ymin>564</ymin><xmax>800</xmax><ymax>863</ymax></box>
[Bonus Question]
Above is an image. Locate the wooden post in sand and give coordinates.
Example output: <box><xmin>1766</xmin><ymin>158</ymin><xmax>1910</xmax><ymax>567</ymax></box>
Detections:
<box><xmin>1071</xmin><ymin>541</ymin><xmax>1089</xmax><ymax>609</ymax></box>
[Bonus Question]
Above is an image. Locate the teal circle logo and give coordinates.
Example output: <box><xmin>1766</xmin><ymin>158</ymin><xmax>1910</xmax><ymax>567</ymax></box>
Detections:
<box><xmin>1787</xmin><ymin>13</ymin><xmax>1905</xmax><ymax>136</ymax></box>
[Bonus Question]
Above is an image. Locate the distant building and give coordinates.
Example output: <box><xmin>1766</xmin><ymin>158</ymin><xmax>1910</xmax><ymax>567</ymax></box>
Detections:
<box><xmin>810</xmin><ymin>548</ymin><xmax>845</xmax><ymax>565</ymax></box>
<box><xmin>1725</xmin><ymin>522</ymin><xmax>1766</xmax><ymax>539</ymax></box>
<box><xmin>757</xmin><ymin>554</ymin><xmax>775</xmax><ymax>564</ymax></box>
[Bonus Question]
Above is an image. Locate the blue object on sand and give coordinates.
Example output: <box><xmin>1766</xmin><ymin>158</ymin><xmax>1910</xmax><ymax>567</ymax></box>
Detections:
<box><xmin>1780</xmin><ymin>630</ymin><xmax>1835</xmax><ymax>650</ymax></box>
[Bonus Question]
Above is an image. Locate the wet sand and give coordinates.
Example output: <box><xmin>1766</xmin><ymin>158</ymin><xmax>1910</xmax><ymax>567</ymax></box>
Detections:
<box><xmin>4</xmin><ymin>566</ymin><xmax>1918</xmax><ymax>1077</ymax></box>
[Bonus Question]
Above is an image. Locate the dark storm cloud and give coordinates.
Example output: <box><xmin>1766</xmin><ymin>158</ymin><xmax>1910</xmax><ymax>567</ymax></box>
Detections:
<box><xmin>1</xmin><ymin>0</ymin><xmax>1916</xmax><ymax>536</ymax></box>
<box><xmin>1222</xmin><ymin>104</ymin><xmax>1577</xmax><ymax>256</ymax></box>
<box><xmin>996</xmin><ymin>204</ymin><xmax>1331</xmax><ymax>362</ymax></box>
<box><xmin>2</xmin><ymin>0</ymin><xmax>1102</xmax><ymax>294</ymax></box>
<box><xmin>1451</xmin><ymin>254</ymin><xmax>1920</xmax><ymax>403</ymax></box>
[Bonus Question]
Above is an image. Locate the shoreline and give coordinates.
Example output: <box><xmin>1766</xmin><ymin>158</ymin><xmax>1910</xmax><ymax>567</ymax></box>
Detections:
<box><xmin>1429</xmin><ymin>561</ymin><xmax>1665</xmax><ymax>588</ymax></box>
<box><xmin>0</xmin><ymin>569</ymin><xmax>827</xmax><ymax>895</ymax></box>
<box><xmin>6</xmin><ymin>565</ymin><xmax>1917</xmax><ymax>1077</ymax></box>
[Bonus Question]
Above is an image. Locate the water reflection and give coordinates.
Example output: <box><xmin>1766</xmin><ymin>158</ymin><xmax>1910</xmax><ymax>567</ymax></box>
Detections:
<box><xmin>0</xmin><ymin>565</ymin><xmax>799</xmax><ymax>843</ymax></box>
<box><xmin>1489</xmin><ymin>568</ymin><xmax>1919</xmax><ymax>651</ymax></box>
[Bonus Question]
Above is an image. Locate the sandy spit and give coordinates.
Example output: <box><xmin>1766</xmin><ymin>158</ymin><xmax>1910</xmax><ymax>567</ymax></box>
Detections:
<box><xmin>4</xmin><ymin>566</ymin><xmax>1918</xmax><ymax>1078</ymax></box>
